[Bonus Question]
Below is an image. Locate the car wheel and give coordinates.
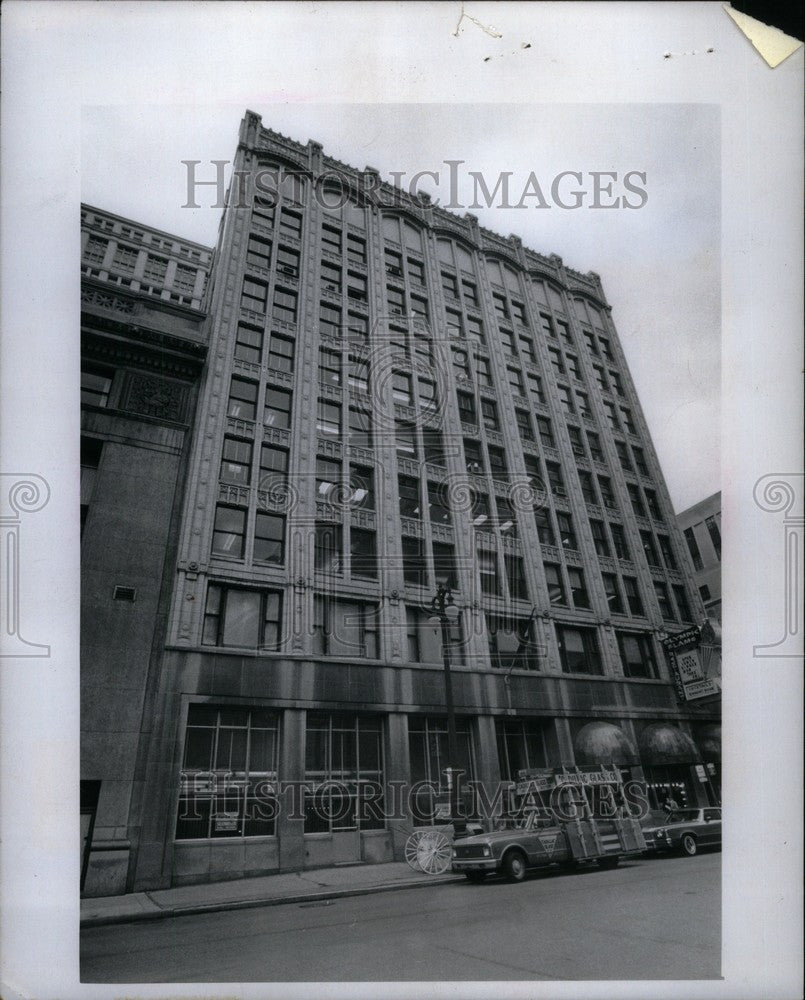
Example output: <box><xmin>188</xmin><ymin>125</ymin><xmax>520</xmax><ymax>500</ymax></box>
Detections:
<box><xmin>503</xmin><ymin>850</ymin><xmax>528</xmax><ymax>882</ymax></box>
<box><xmin>597</xmin><ymin>856</ymin><xmax>620</xmax><ymax>869</ymax></box>
<box><xmin>465</xmin><ymin>871</ymin><xmax>487</xmax><ymax>883</ymax></box>
<box><xmin>681</xmin><ymin>833</ymin><xmax>698</xmax><ymax>856</ymax></box>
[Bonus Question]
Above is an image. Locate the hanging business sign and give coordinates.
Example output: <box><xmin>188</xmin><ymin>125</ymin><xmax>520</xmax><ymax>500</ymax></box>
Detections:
<box><xmin>662</xmin><ymin>629</ymin><xmax>721</xmax><ymax>702</ymax></box>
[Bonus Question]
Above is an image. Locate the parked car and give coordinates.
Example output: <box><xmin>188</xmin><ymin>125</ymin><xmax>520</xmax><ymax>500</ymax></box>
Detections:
<box><xmin>450</xmin><ymin>811</ymin><xmax>630</xmax><ymax>882</ymax></box>
<box><xmin>651</xmin><ymin>807</ymin><xmax>722</xmax><ymax>856</ymax></box>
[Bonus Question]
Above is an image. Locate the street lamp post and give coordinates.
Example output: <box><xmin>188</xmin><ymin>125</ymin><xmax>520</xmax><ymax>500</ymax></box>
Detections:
<box><xmin>429</xmin><ymin>584</ymin><xmax>467</xmax><ymax>839</ymax></box>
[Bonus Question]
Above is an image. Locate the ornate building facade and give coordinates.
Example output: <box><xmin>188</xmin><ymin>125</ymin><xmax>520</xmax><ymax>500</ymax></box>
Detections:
<box><xmin>81</xmin><ymin>112</ymin><xmax>721</xmax><ymax>895</ymax></box>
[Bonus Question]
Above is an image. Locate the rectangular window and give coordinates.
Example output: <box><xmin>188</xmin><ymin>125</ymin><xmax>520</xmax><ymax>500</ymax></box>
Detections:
<box><xmin>699</xmin><ymin>584</ymin><xmax>711</xmax><ymax>602</ymax></box>
<box><xmin>516</xmin><ymin>409</ymin><xmax>534</xmax><ymax>442</ymax></box>
<box><xmin>546</xmin><ymin>461</ymin><xmax>565</xmax><ymax>496</ymax></box>
<box><xmin>536</xmin><ymin>416</ymin><xmax>554</xmax><ymax>448</ymax></box>
<box><xmin>322</xmin><ymin>224</ymin><xmax>341</xmax><ymax>254</ymax></box>
<box><xmin>202</xmin><ymin>586</ymin><xmax>283</xmax><ymax>650</ymax></box>
<box><xmin>427</xmin><ymin>481</ymin><xmax>451</xmax><ymax>525</ymax></box>
<box><xmin>393</xmin><ymin>371</ymin><xmax>413</xmax><ymax>406</ymax></box>
<box><xmin>609</xmin><ymin>370</ymin><xmax>625</xmax><ymax>396</ymax></box>
<box><xmin>461</xmin><ymin>278</ymin><xmax>478</xmax><ymax>306</ymax></box>
<box><xmin>452</xmin><ymin>348</ymin><xmax>470</xmax><ymax>380</ymax></box>
<box><xmin>241</xmin><ymin>277</ymin><xmax>268</xmax><ymax>313</ymax></box>
<box><xmin>481</xmin><ymin>398</ymin><xmax>500</xmax><ymax>431</ymax></box>
<box><xmin>683</xmin><ymin>527</ymin><xmax>703</xmax><ymax>571</ymax></box>
<box><xmin>511</xmin><ymin>300</ymin><xmax>527</xmax><ymax>325</ymax></box>
<box><xmin>474</xmin><ymin>355</ymin><xmax>493</xmax><ymax>387</ymax></box>
<box><xmin>705</xmin><ymin>515</ymin><xmax>721</xmax><ymax>560</ymax></box>
<box><xmin>496</xmin><ymin>719</ymin><xmax>547</xmax><ymax>779</ymax></box>
<box><xmin>464</xmin><ymin>438</ymin><xmax>484</xmax><ymax>475</ymax></box>
<box><xmin>578</xmin><ymin>470</ymin><xmax>597</xmax><ymax>505</ymax></box>
<box><xmin>544</xmin><ymin>563</ymin><xmax>566</xmax><ymax>605</ymax></box>
<box><xmin>316</xmin><ymin>456</ymin><xmax>341</xmax><ymax>500</ymax></box>
<box><xmin>566</xmin><ymin>354</ymin><xmax>582</xmax><ymax>380</ymax></box>
<box><xmin>478</xmin><ymin>549</ymin><xmax>500</xmax><ymax>596</ymax></box>
<box><xmin>385</xmin><ymin>248</ymin><xmax>403</xmax><ymax>276</ymax></box>
<box><xmin>346</xmin><ymin>234</ymin><xmax>366</xmax><ymax>264</ymax></box>
<box><xmin>348</xmin><ymin>407</ymin><xmax>372</xmax><ymax>449</ymax></box>
<box><xmin>81</xmin><ymin>368</ymin><xmax>113</xmax><ymax>407</ymax></box>
<box><xmin>620</xmin><ymin>407</ymin><xmax>636</xmax><ymax>435</ymax></box>
<box><xmin>590</xmin><ymin>519</ymin><xmax>610</xmax><ymax>557</ymax></box>
<box><xmin>657</xmin><ymin>535</ymin><xmax>677</xmax><ymax>571</ymax></box>
<box><xmin>279</xmin><ymin>209</ymin><xmax>302</xmax><ymax>239</ymax></box>
<box><xmin>350</xmin><ymin>528</ymin><xmax>377</xmax><ymax>579</ymax></box>
<box><xmin>533</xmin><ymin>508</ymin><xmax>554</xmax><ymax>547</ymax></box>
<box><xmin>347</xmin><ymin>311</ymin><xmax>368</xmax><ymax>342</ymax></box>
<box><xmin>228</xmin><ymin>377</ymin><xmax>258</xmax><ymax>421</ymax></box>
<box><xmin>410</xmin><ymin>295</ymin><xmax>429</xmax><ymax>322</ymax></box>
<box><xmin>402</xmin><ymin>536</ymin><xmax>427</xmax><ymax>587</ymax></box>
<box><xmin>317</xmin><ymin>399</ymin><xmax>341</xmax><ymax>437</ymax></box>
<box><xmin>539</xmin><ymin>313</ymin><xmax>555</xmax><ymax>340</ymax></box>
<box><xmin>258</xmin><ymin>444</ymin><xmax>288</xmax><ymax>491</ymax></box>
<box><xmin>556</xmin><ymin>511</ymin><xmax>577</xmax><ymax>550</ymax></box>
<box><xmin>321</xmin><ymin>261</ymin><xmax>341</xmax><ymax>293</ymax></box>
<box><xmin>143</xmin><ymin>254</ymin><xmax>167</xmax><ymax>282</ymax></box>
<box><xmin>602</xmin><ymin>573</ymin><xmax>624</xmax><ymax>614</ymax></box>
<box><xmin>267</xmin><ymin>333</ymin><xmax>295</xmax><ymax>374</ymax></box>
<box><xmin>407</xmin><ymin>257</ymin><xmax>425</xmax><ymax>285</ymax></box>
<box><xmin>593</xmin><ymin>365</ymin><xmax>607</xmax><ymax>392</ymax></box>
<box><xmin>84</xmin><ymin>235</ymin><xmax>108</xmax><ymax>264</ymax></box>
<box><xmin>599</xmin><ymin>337</ymin><xmax>613</xmax><ymax>361</ymax></box>
<box><xmin>654</xmin><ymin>582</ymin><xmax>674</xmax><ymax>619</ymax></box>
<box><xmin>611</xmin><ymin>523</ymin><xmax>630</xmax><ymax>560</ymax></box>
<box><xmin>556</xmin><ymin>320</ymin><xmax>572</xmax><ymax>345</ymax></box>
<box><xmin>673</xmin><ymin>585</ymin><xmax>693</xmax><ymax>622</ymax></box>
<box><xmin>446</xmin><ymin>309</ymin><xmax>463</xmax><ymax>339</ymax></box>
<box><xmin>247</xmin><ymin>235</ymin><xmax>272</xmax><ymax>269</ymax></box>
<box><xmin>276</xmin><ymin>245</ymin><xmax>300</xmax><ymax>277</ymax></box>
<box><xmin>518</xmin><ymin>336</ymin><xmax>537</xmax><ymax>364</ymax></box>
<box><xmin>320</xmin><ymin>302</ymin><xmax>342</xmax><ymax>338</ymax></box>
<box><xmin>303</xmin><ymin>713</ymin><xmax>384</xmax><ymax>833</ymax></box>
<box><xmin>586</xmin><ymin>431</ymin><xmax>604</xmax><ymax>462</ymax></box>
<box><xmin>347</xmin><ymin>356</ymin><xmax>369</xmax><ymax>394</ymax></box>
<box><xmin>499</xmin><ymin>328</ymin><xmax>516</xmax><ymax>356</ymax></box>
<box><xmin>628</xmin><ymin>483</ymin><xmax>646</xmax><ymax>518</ymax></box>
<box><xmin>113</xmin><ymin>244</ymin><xmax>138</xmax><ymax>271</ymax></box>
<box><xmin>176</xmin><ymin>705</ymin><xmax>280</xmax><ymax>840</ymax></box>
<box><xmin>212</xmin><ymin>505</ymin><xmax>246</xmax><ymax>558</ymax></box>
<box><xmin>487</xmin><ymin>614</ymin><xmax>539</xmax><ymax>671</ymax></box>
<box><xmin>315</xmin><ymin>523</ymin><xmax>343</xmax><ymax>575</ymax></box>
<box><xmin>507</xmin><ymin>368</ymin><xmax>525</xmax><ymax>397</ymax></box>
<box><xmin>644</xmin><ymin>489</ymin><xmax>662</xmax><ymax>521</ymax></box>
<box><xmin>395</xmin><ymin>421</ymin><xmax>417</xmax><ymax>457</ymax></box>
<box><xmin>466</xmin><ymin>316</ymin><xmax>485</xmax><ymax>346</ymax></box>
<box><xmin>548</xmin><ymin>347</ymin><xmax>565</xmax><ymax>377</ymax></box>
<box><xmin>235</xmin><ymin>323</ymin><xmax>264</xmax><ymax>365</ymax></box>
<box><xmin>457</xmin><ymin>391</ymin><xmax>477</xmax><ymax>427</ymax></box>
<box><xmin>641</xmin><ymin>530</ymin><xmax>660</xmax><ymax>567</ymax></box>
<box><xmin>319</xmin><ymin>347</ymin><xmax>342</xmax><ymax>387</ymax></box>
<box><xmin>583</xmin><ymin>330</ymin><xmax>598</xmax><ymax>355</ymax></box>
<box><xmin>568</xmin><ymin>567</ymin><xmax>590</xmax><ymax>608</ymax></box>
<box><xmin>264</xmin><ymin>387</ymin><xmax>292</xmax><ymax>429</ymax></box>
<box><xmin>272</xmin><ymin>288</ymin><xmax>297</xmax><ymax>324</ymax></box>
<box><xmin>618</xmin><ymin>632</ymin><xmax>657</xmax><ymax>679</ymax></box>
<box><xmin>603</xmin><ymin>401</ymin><xmax>619</xmax><ymax>431</ymax></box>
<box><xmin>632</xmin><ymin>446</ymin><xmax>649</xmax><ymax>477</ymax></box>
<box><xmin>408</xmin><ymin>716</ymin><xmax>474</xmax><ymax>825</ymax></box>
<box><xmin>557</xmin><ymin>385</ymin><xmax>575</xmax><ymax>415</ymax></box>
<box><xmin>253</xmin><ymin>194</ymin><xmax>276</xmax><ymax>226</ymax></box>
<box><xmin>433</xmin><ymin>543</ymin><xmax>458</xmax><ymax>589</ymax></box>
<box><xmin>575</xmin><ymin>390</ymin><xmax>591</xmax><ymax>417</ymax></box>
<box><xmin>615</xmin><ymin>440</ymin><xmax>633</xmax><ymax>472</ymax></box>
<box><xmin>220</xmin><ymin>437</ymin><xmax>252</xmax><ymax>485</ymax></box>
<box><xmin>347</xmin><ymin>272</ymin><xmax>367</xmax><ymax>302</ymax></box>
<box><xmin>422</xmin><ymin>428</ymin><xmax>446</xmax><ymax>467</ymax></box>
<box><xmin>556</xmin><ymin>625</ymin><xmax>602</xmax><ymax>675</ymax></box>
<box><xmin>398</xmin><ymin>475</ymin><xmax>421</xmax><ymax>519</ymax></box>
<box><xmin>254</xmin><ymin>512</ymin><xmax>285</xmax><ymax>564</ymax></box>
<box><xmin>349</xmin><ymin>464</ymin><xmax>374</xmax><ymax>510</ymax></box>
<box><xmin>487</xmin><ymin>446</ymin><xmax>507</xmax><ymax>479</ymax></box>
<box><xmin>492</xmin><ymin>292</ymin><xmax>509</xmax><ymax>321</ymax></box>
<box><xmin>505</xmin><ymin>555</ymin><xmax>529</xmax><ymax>601</ymax></box>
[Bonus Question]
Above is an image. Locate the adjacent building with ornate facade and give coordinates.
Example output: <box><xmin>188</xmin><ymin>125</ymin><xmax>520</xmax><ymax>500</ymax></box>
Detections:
<box><xmin>81</xmin><ymin>111</ymin><xmax>721</xmax><ymax>896</ymax></box>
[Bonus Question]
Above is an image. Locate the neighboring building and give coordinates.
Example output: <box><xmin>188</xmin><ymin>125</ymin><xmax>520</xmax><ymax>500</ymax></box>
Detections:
<box><xmin>80</xmin><ymin>207</ymin><xmax>211</xmax><ymax>895</ymax></box>
<box><xmin>81</xmin><ymin>112</ymin><xmax>721</xmax><ymax>896</ymax></box>
<box><xmin>677</xmin><ymin>491</ymin><xmax>722</xmax><ymax>623</ymax></box>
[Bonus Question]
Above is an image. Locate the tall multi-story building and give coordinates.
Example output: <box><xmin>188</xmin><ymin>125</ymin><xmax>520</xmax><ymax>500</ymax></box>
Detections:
<box><xmin>80</xmin><ymin>207</ymin><xmax>211</xmax><ymax>895</ymax></box>
<box><xmin>81</xmin><ymin>111</ymin><xmax>721</xmax><ymax>896</ymax></box>
<box><xmin>677</xmin><ymin>491</ymin><xmax>722</xmax><ymax>623</ymax></box>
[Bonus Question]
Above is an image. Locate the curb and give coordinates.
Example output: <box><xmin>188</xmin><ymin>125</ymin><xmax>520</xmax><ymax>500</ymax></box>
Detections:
<box><xmin>81</xmin><ymin>873</ymin><xmax>462</xmax><ymax>928</ymax></box>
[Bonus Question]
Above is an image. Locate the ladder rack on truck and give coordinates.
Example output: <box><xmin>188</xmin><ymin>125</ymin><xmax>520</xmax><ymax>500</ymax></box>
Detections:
<box><xmin>514</xmin><ymin>763</ymin><xmax>647</xmax><ymax>863</ymax></box>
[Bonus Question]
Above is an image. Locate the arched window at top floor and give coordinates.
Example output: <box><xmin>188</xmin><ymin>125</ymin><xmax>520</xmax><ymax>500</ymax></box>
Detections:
<box><xmin>382</xmin><ymin>214</ymin><xmax>424</xmax><ymax>253</ymax></box>
<box><xmin>436</xmin><ymin>237</ymin><xmax>475</xmax><ymax>275</ymax></box>
<box><xmin>531</xmin><ymin>276</ymin><xmax>566</xmax><ymax>314</ymax></box>
<box><xmin>573</xmin><ymin>296</ymin><xmax>605</xmax><ymax>329</ymax></box>
<box><xmin>254</xmin><ymin>160</ymin><xmax>307</xmax><ymax>209</ymax></box>
<box><xmin>486</xmin><ymin>257</ymin><xmax>521</xmax><ymax>295</ymax></box>
<box><xmin>319</xmin><ymin>179</ymin><xmax>366</xmax><ymax>228</ymax></box>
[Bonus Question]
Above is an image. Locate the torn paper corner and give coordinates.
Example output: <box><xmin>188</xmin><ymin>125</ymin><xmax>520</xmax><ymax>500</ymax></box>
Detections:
<box><xmin>723</xmin><ymin>4</ymin><xmax>803</xmax><ymax>68</ymax></box>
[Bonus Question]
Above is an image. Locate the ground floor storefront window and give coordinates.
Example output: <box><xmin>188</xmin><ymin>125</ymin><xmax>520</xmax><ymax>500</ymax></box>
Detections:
<box><xmin>643</xmin><ymin>764</ymin><xmax>698</xmax><ymax>810</ymax></box>
<box><xmin>303</xmin><ymin>713</ymin><xmax>385</xmax><ymax>833</ymax></box>
<box><xmin>408</xmin><ymin>715</ymin><xmax>475</xmax><ymax>825</ymax></box>
<box><xmin>176</xmin><ymin>705</ymin><xmax>280</xmax><ymax>839</ymax></box>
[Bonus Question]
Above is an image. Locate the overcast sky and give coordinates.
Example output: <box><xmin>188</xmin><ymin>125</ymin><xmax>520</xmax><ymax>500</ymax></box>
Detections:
<box><xmin>82</xmin><ymin>101</ymin><xmax>720</xmax><ymax>512</ymax></box>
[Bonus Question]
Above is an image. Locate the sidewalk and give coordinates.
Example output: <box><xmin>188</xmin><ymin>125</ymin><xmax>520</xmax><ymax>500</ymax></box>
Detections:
<box><xmin>81</xmin><ymin>861</ymin><xmax>461</xmax><ymax>928</ymax></box>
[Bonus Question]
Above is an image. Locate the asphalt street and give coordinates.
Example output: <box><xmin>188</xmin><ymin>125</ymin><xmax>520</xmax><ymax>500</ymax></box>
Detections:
<box><xmin>81</xmin><ymin>851</ymin><xmax>720</xmax><ymax>983</ymax></box>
